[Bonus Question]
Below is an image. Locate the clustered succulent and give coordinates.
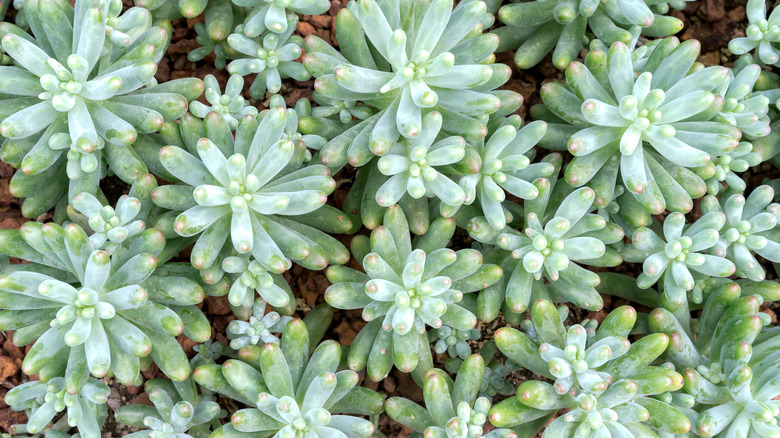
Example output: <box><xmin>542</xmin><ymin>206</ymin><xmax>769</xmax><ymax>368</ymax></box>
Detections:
<box><xmin>324</xmin><ymin>206</ymin><xmax>502</xmax><ymax>382</ymax></box>
<box><xmin>386</xmin><ymin>355</ymin><xmax>516</xmax><ymax>438</ymax></box>
<box><xmin>729</xmin><ymin>0</ymin><xmax>780</xmax><ymax>67</ymax></box>
<box><xmin>622</xmin><ymin>210</ymin><xmax>736</xmax><ymax>305</ymax></box>
<box><xmin>491</xmin><ymin>300</ymin><xmax>692</xmax><ymax>437</ymax></box>
<box><xmin>5</xmin><ymin>378</ymin><xmax>110</xmax><ymax>438</ymax></box>
<box><xmin>226</xmin><ymin>297</ymin><xmax>292</xmax><ymax>349</ymax></box>
<box><xmin>494</xmin><ymin>0</ymin><xmax>688</xmax><ymax>70</ymax></box>
<box><xmin>0</xmin><ymin>0</ymin><xmax>779</xmax><ymax>437</ymax></box>
<box><xmin>226</xmin><ymin>18</ymin><xmax>310</xmax><ymax>99</ymax></box>
<box><xmin>116</xmin><ymin>370</ymin><xmax>224</xmax><ymax>438</ymax></box>
<box><xmin>189</xmin><ymin>74</ymin><xmax>258</xmax><ymax>130</ymax></box>
<box><xmin>702</xmin><ymin>185</ymin><xmax>780</xmax><ymax>281</ymax></box>
<box><xmin>0</xmin><ymin>0</ymin><xmax>202</xmax><ymax>217</ymax></box>
<box><xmin>194</xmin><ymin>315</ymin><xmax>385</xmax><ymax>438</ymax></box>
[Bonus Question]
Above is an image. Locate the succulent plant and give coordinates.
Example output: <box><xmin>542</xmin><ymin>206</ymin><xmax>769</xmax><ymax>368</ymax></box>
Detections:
<box><xmin>450</xmin><ymin>341</ymin><xmax>522</xmax><ymax>402</ymax></box>
<box><xmin>697</xmin><ymin>276</ymin><xmax>780</xmax><ymax>305</ymax></box>
<box><xmin>690</xmin><ymin>65</ymin><xmax>770</xmax><ymax>198</ymax></box>
<box><xmin>0</xmin><ymin>222</ymin><xmax>209</xmax><ymax>389</ymax></box>
<box><xmin>5</xmin><ymin>378</ymin><xmax>110</xmax><ymax>438</ymax></box>
<box><xmin>191</xmin><ymin>340</ymin><xmax>235</xmax><ymax>368</ymax></box>
<box><xmin>713</xmin><ymin>65</ymin><xmax>771</xmax><ymax>138</ymax></box>
<box><xmin>494</xmin><ymin>301</ymin><xmax>637</xmax><ymax>394</ymax></box>
<box><xmin>117</xmin><ymin>374</ymin><xmax>224</xmax><ymax>438</ymax></box>
<box><xmin>221</xmin><ymin>254</ymin><xmax>295</xmax><ymax>318</ymax></box>
<box><xmin>622</xmin><ymin>210</ymin><xmax>737</xmax><ymax>306</ymax></box>
<box><xmin>386</xmin><ymin>355</ymin><xmax>517</xmax><ymax>438</ymax></box>
<box><xmin>441</xmin><ymin>242</ymin><xmax>517</xmax><ymax>324</ymax></box>
<box><xmin>227</xmin><ymin>20</ymin><xmax>311</xmax><ymax>99</ymax></box>
<box><xmin>69</xmin><ymin>192</ymin><xmax>146</xmax><ymax>254</ymax></box>
<box><xmin>649</xmin><ymin>283</ymin><xmax>778</xmax><ymax>438</ymax></box>
<box><xmin>509</xmin><ymin>374</ymin><xmax>689</xmax><ymax>438</ymax></box>
<box><xmin>728</xmin><ymin>0</ymin><xmax>780</xmax><ymax>67</ymax></box>
<box><xmin>226</xmin><ymin>297</ymin><xmax>292</xmax><ymax>349</ymax></box>
<box><xmin>150</xmin><ymin>104</ymin><xmax>351</xmax><ymax>276</ymax></box>
<box><xmin>452</xmin><ymin>115</ymin><xmax>552</xmax><ymax>230</ymax></box>
<box><xmin>491</xmin><ymin>301</ymin><xmax>690</xmax><ymax>436</ymax></box>
<box><xmin>0</xmin><ymin>42</ymin><xmax>10</xmax><ymax>66</ymax></box>
<box><xmin>754</xmin><ymin>87</ymin><xmax>780</xmax><ymax>121</ymax></box>
<box><xmin>592</xmin><ymin>184</ymin><xmax>628</xmax><ymax>227</ymax></box>
<box><xmin>699</xmin><ymin>141</ymin><xmax>763</xmax><ymax>196</ymax></box>
<box><xmin>194</xmin><ymin>317</ymin><xmax>385</xmax><ymax>438</ymax></box>
<box><xmin>467</xmin><ymin>0</ymin><xmax>501</xmax><ymax>28</ymax></box>
<box><xmin>700</xmin><ymin>185</ymin><xmax>780</xmax><ymax>282</ymax></box>
<box><xmin>332</xmin><ymin>109</ymin><xmax>475</xmax><ymax>233</ymax></box>
<box><xmin>189</xmin><ymin>75</ymin><xmax>258</xmax><ymax>130</ymax></box>
<box><xmin>491</xmin><ymin>156</ymin><xmax>624</xmax><ymax>313</ymax></box>
<box><xmin>533</xmin><ymin>38</ymin><xmax>740</xmax><ymax>216</ymax></box>
<box><xmin>324</xmin><ymin>206</ymin><xmax>502</xmax><ymax>381</ymax></box>
<box><xmin>3</xmin><ymin>0</ymin><xmax>28</xmax><ymax>31</ymax></box>
<box><xmin>304</xmin><ymin>0</ymin><xmax>521</xmax><ymax>167</ymax></box>
<box><xmin>65</xmin><ymin>173</ymin><xmax>196</xmax><ymax>264</ymax></box>
<box><xmin>539</xmin><ymin>327</ymin><xmax>630</xmax><ymax>396</ymax></box>
<box><xmin>429</xmin><ymin>325</ymin><xmax>480</xmax><ymax>360</ymax></box>
<box><xmin>483</xmin><ymin>367</ymin><xmax>522</xmax><ymax>402</ymax></box>
<box><xmin>493</xmin><ymin>0</ymin><xmax>688</xmax><ymax>70</ymax></box>
<box><xmin>374</xmin><ymin>111</ymin><xmax>467</xmax><ymax>210</ymax></box>
<box><xmin>189</xmin><ymin>23</ymin><xmax>232</xmax><ymax>70</ymax></box>
<box><xmin>520</xmin><ymin>299</ymin><xmax>577</xmax><ymax>336</ymax></box>
<box><xmin>285</xmin><ymin>96</ymin><xmax>358</xmax><ymax>149</ymax></box>
<box><xmin>0</xmin><ymin>0</ymin><xmax>202</xmax><ymax>217</ymax></box>
<box><xmin>693</xmin><ymin>354</ymin><xmax>780</xmax><ymax>437</ymax></box>
<box><xmin>187</xmin><ymin>2</ymin><xmax>245</xmax><ymax>71</ymax></box>
<box><xmin>259</xmin><ymin>94</ymin><xmax>328</xmax><ymax>159</ymax></box>
<box><xmin>97</xmin><ymin>0</ymin><xmax>154</xmax><ymax>51</ymax></box>
<box><xmin>234</xmin><ymin>0</ymin><xmax>329</xmax><ymax>37</ymax></box>
<box><xmin>689</xmin><ymin>66</ymin><xmax>770</xmax><ymax>198</ymax></box>
<box><xmin>1</xmin><ymin>426</ymin><xmax>76</xmax><ymax>438</ymax></box>
<box><xmin>649</xmin><ymin>282</ymin><xmax>769</xmax><ymax>380</ymax></box>
<box><xmin>0</xmin><ymin>1</ymin><xmax>777</xmax><ymax>438</ymax></box>
<box><xmin>306</xmin><ymin>91</ymin><xmax>375</xmax><ymax>126</ymax></box>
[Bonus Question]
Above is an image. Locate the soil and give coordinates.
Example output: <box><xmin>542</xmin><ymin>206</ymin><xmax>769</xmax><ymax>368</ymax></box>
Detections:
<box><xmin>0</xmin><ymin>0</ymin><xmax>778</xmax><ymax>437</ymax></box>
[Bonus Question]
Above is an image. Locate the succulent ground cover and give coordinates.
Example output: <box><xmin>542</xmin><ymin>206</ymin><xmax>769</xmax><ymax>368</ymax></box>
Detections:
<box><xmin>0</xmin><ymin>0</ymin><xmax>779</xmax><ymax>437</ymax></box>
